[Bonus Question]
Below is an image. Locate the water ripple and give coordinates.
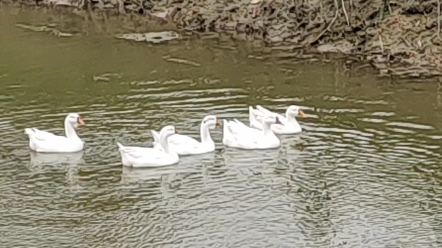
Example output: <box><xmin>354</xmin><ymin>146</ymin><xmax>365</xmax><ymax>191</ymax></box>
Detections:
<box><xmin>1</xmin><ymin>41</ymin><xmax>442</xmax><ymax>248</ymax></box>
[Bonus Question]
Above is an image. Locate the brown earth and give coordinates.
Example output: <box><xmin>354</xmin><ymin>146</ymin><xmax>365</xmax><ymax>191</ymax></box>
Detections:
<box><xmin>3</xmin><ymin>0</ymin><xmax>442</xmax><ymax>79</ymax></box>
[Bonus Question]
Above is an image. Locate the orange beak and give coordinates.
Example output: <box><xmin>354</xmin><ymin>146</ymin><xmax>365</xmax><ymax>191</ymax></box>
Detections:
<box><xmin>77</xmin><ymin>117</ymin><xmax>85</xmax><ymax>125</ymax></box>
<box><xmin>275</xmin><ymin>117</ymin><xmax>282</xmax><ymax>125</ymax></box>
<box><xmin>215</xmin><ymin>119</ymin><xmax>220</xmax><ymax>127</ymax></box>
<box><xmin>298</xmin><ymin>110</ymin><xmax>305</xmax><ymax>118</ymax></box>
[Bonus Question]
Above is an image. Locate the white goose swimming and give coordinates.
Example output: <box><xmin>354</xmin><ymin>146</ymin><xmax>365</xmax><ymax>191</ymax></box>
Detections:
<box><xmin>116</xmin><ymin>125</ymin><xmax>179</xmax><ymax>168</ymax></box>
<box><xmin>151</xmin><ymin>115</ymin><xmax>220</xmax><ymax>155</ymax></box>
<box><xmin>249</xmin><ymin>105</ymin><xmax>305</xmax><ymax>134</ymax></box>
<box><xmin>24</xmin><ymin>113</ymin><xmax>85</xmax><ymax>153</ymax></box>
<box><xmin>222</xmin><ymin>115</ymin><xmax>282</xmax><ymax>149</ymax></box>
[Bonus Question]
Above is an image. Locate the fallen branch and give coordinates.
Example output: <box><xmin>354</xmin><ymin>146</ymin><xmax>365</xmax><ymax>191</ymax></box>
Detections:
<box><xmin>341</xmin><ymin>0</ymin><xmax>350</xmax><ymax>26</ymax></box>
<box><xmin>379</xmin><ymin>34</ymin><xmax>384</xmax><ymax>53</ymax></box>
<box><xmin>309</xmin><ymin>9</ymin><xmax>339</xmax><ymax>45</ymax></box>
<box><xmin>350</xmin><ymin>0</ymin><xmax>353</xmax><ymax>23</ymax></box>
<box><xmin>438</xmin><ymin>0</ymin><xmax>441</xmax><ymax>38</ymax></box>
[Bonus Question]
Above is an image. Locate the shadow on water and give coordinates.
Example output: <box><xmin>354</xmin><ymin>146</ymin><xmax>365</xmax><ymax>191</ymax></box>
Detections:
<box><xmin>1</xmin><ymin>6</ymin><xmax>442</xmax><ymax>248</ymax></box>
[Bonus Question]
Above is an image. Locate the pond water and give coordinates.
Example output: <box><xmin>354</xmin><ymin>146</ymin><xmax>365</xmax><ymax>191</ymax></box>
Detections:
<box><xmin>1</xmin><ymin>6</ymin><xmax>442</xmax><ymax>248</ymax></box>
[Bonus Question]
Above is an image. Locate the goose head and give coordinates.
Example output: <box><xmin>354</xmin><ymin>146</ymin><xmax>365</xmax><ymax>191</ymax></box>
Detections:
<box><xmin>287</xmin><ymin>105</ymin><xmax>305</xmax><ymax>118</ymax></box>
<box><xmin>202</xmin><ymin>115</ymin><xmax>221</xmax><ymax>130</ymax></box>
<box><xmin>65</xmin><ymin>113</ymin><xmax>85</xmax><ymax>128</ymax></box>
<box><xmin>160</xmin><ymin>125</ymin><xmax>178</xmax><ymax>137</ymax></box>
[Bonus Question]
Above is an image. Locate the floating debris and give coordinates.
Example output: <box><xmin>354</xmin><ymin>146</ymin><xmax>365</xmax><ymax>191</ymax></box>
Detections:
<box><xmin>16</xmin><ymin>23</ymin><xmax>49</xmax><ymax>32</ymax></box>
<box><xmin>163</xmin><ymin>56</ymin><xmax>201</xmax><ymax>67</ymax></box>
<box><xmin>100</xmin><ymin>73</ymin><xmax>122</xmax><ymax>78</ymax></box>
<box><xmin>15</xmin><ymin>23</ymin><xmax>74</xmax><ymax>38</ymax></box>
<box><xmin>93</xmin><ymin>76</ymin><xmax>110</xmax><ymax>82</ymax></box>
<box><xmin>247</xmin><ymin>55</ymin><xmax>264</xmax><ymax>60</ymax></box>
<box><xmin>52</xmin><ymin>30</ymin><xmax>73</xmax><ymax>37</ymax></box>
<box><xmin>93</xmin><ymin>73</ymin><xmax>122</xmax><ymax>82</ymax></box>
<box><xmin>44</xmin><ymin>0</ymin><xmax>74</xmax><ymax>6</ymax></box>
<box><xmin>115</xmin><ymin>31</ymin><xmax>181</xmax><ymax>44</ymax></box>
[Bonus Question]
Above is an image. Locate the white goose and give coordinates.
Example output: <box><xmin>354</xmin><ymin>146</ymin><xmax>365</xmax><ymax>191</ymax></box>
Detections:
<box><xmin>151</xmin><ymin>115</ymin><xmax>220</xmax><ymax>155</ymax></box>
<box><xmin>249</xmin><ymin>105</ymin><xmax>305</xmax><ymax>134</ymax></box>
<box><xmin>24</xmin><ymin>113</ymin><xmax>85</xmax><ymax>153</ymax></box>
<box><xmin>116</xmin><ymin>125</ymin><xmax>179</xmax><ymax>168</ymax></box>
<box><xmin>222</xmin><ymin>115</ymin><xmax>282</xmax><ymax>149</ymax></box>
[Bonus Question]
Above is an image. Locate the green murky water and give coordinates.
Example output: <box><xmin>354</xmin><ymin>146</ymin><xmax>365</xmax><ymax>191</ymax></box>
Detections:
<box><xmin>2</xmin><ymin>6</ymin><xmax>442</xmax><ymax>248</ymax></box>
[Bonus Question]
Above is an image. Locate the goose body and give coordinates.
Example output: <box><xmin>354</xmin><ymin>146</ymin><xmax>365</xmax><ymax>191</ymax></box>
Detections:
<box><xmin>117</xmin><ymin>126</ymin><xmax>179</xmax><ymax>168</ymax></box>
<box><xmin>222</xmin><ymin>115</ymin><xmax>281</xmax><ymax>149</ymax></box>
<box><xmin>249</xmin><ymin>105</ymin><xmax>304</xmax><ymax>134</ymax></box>
<box><xmin>152</xmin><ymin>115</ymin><xmax>220</xmax><ymax>155</ymax></box>
<box><xmin>24</xmin><ymin>113</ymin><xmax>85</xmax><ymax>153</ymax></box>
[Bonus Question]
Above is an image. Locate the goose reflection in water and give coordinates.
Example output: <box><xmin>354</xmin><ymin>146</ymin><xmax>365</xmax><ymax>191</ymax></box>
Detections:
<box><xmin>27</xmin><ymin>151</ymin><xmax>84</xmax><ymax>188</ymax></box>
<box><xmin>29</xmin><ymin>151</ymin><xmax>85</xmax><ymax>167</ymax></box>
<box><xmin>120</xmin><ymin>152</ymin><xmax>216</xmax><ymax>185</ymax></box>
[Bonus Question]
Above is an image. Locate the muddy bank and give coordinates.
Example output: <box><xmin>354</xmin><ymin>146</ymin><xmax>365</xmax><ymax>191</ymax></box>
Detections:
<box><xmin>3</xmin><ymin>0</ymin><xmax>442</xmax><ymax>79</ymax></box>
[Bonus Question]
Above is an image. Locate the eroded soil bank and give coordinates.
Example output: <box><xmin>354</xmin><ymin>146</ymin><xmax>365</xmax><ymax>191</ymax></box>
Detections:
<box><xmin>2</xmin><ymin>0</ymin><xmax>442</xmax><ymax>79</ymax></box>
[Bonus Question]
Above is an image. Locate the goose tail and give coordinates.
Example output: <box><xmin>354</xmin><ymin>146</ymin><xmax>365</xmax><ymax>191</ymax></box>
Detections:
<box><xmin>24</xmin><ymin>128</ymin><xmax>35</xmax><ymax>135</ymax></box>
<box><xmin>249</xmin><ymin>106</ymin><xmax>256</xmax><ymax>126</ymax></box>
<box><xmin>116</xmin><ymin>142</ymin><xmax>125</xmax><ymax>151</ymax></box>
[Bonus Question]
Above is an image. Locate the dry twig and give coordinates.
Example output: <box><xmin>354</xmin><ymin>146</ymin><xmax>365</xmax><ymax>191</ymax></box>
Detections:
<box><xmin>438</xmin><ymin>0</ymin><xmax>441</xmax><ymax>38</ymax></box>
<box><xmin>341</xmin><ymin>0</ymin><xmax>350</xmax><ymax>26</ymax></box>
<box><xmin>311</xmin><ymin>10</ymin><xmax>339</xmax><ymax>44</ymax></box>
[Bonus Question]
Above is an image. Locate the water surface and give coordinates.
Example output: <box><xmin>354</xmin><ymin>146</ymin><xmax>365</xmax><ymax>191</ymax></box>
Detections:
<box><xmin>1</xmin><ymin>6</ymin><xmax>442</xmax><ymax>248</ymax></box>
